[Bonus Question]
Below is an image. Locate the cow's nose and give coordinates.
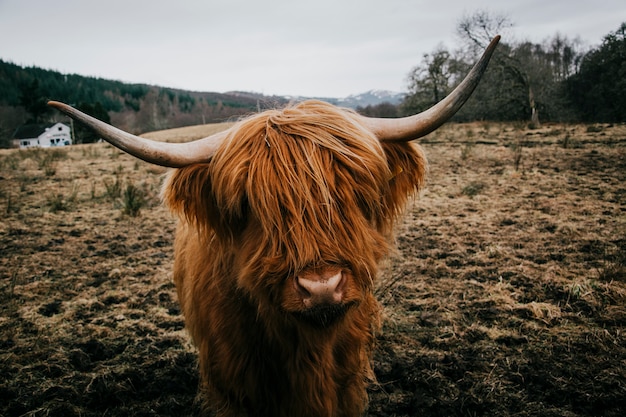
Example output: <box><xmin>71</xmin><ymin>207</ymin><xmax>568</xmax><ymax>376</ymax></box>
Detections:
<box><xmin>296</xmin><ymin>269</ymin><xmax>345</xmax><ymax>308</ymax></box>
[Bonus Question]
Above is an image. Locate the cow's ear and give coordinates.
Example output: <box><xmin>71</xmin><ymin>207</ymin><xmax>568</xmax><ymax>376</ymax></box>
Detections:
<box><xmin>381</xmin><ymin>142</ymin><xmax>428</xmax><ymax>214</ymax></box>
<box><xmin>163</xmin><ymin>164</ymin><xmax>248</xmax><ymax>240</ymax></box>
<box><xmin>163</xmin><ymin>164</ymin><xmax>215</xmax><ymax>231</ymax></box>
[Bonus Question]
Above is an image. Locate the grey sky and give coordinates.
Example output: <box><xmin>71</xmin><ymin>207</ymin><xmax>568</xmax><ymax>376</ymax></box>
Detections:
<box><xmin>0</xmin><ymin>0</ymin><xmax>623</xmax><ymax>97</ymax></box>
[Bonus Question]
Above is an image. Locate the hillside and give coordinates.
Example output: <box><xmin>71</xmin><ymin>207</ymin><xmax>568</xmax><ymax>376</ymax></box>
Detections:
<box><xmin>0</xmin><ymin>59</ymin><xmax>290</xmax><ymax>145</ymax></box>
<box><xmin>0</xmin><ymin>60</ymin><xmax>403</xmax><ymax>147</ymax></box>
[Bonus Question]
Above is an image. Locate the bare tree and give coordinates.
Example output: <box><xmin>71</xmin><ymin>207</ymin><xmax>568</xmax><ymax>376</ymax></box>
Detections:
<box><xmin>457</xmin><ymin>10</ymin><xmax>512</xmax><ymax>54</ymax></box>
<box><xmin>403</xmin><ymin>46</ymin><xmax>464</xmax><ymax>115</ymax></box>
<box><xmin>457</xmin><ymin>10</ymin><xmax>541</xmax><ymax>126</ymax></box>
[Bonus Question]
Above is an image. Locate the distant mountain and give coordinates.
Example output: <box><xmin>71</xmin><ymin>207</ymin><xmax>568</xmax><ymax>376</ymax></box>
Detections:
<box><xmin>335</xmin><ymin>90</ymin><xmax>406</xmax><ymax>108</ymax></box>
<box><xmin>282</xmin><ymin>90</ymin><xmax>405</xmax><ymax>109</ymax></box>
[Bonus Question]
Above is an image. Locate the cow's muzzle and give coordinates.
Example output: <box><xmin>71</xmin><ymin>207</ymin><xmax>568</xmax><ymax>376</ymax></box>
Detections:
<box><xmin>293</xmin><ymin>268</ymin><xmax>350</xmax><ymax>327</ymax></box>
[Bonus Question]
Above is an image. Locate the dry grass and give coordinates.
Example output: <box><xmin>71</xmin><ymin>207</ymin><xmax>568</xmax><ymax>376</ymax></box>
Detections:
<box><xmin>1</xmin><ymin>122</ymin><xmax>625</xmax><ymax>416</ymax></box>
<box><xmin>140</xmin><ymin>122</ymin><xmax>234</xmax><ymax>143</ymax></box>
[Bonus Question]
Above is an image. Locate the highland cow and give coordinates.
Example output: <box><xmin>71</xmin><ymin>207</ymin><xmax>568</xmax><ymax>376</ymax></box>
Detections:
<box><xmin>49</xmin><ymin>36</ymin><xmax>499</xmax><ymax>417</ymax></box>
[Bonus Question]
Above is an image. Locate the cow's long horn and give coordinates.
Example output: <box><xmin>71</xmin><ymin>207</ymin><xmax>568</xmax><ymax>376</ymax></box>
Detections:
<box><xmin>362</xmin><ymin>35</ymin><xmax>500</xmax><ymax>142</ymax></box>
<box><xmin>47</xmin><ymin>101</ymin><xmax>227</xmax><ymax>167</ymax></box>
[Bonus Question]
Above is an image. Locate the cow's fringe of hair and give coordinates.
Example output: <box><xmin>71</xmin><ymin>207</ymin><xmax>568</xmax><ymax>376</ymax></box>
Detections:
<box><xmin>164</xmin><ymin>99</ymin><xmax>426</xmax><ymax>249</ymax></box>
<box><xmin>162</xmin><ymin>100</ymin><xmax>427</xmax><ymax>416</ymax></box>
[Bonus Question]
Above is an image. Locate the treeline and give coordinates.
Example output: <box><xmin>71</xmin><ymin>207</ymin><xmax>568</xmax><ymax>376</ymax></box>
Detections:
<box><xmin>0</xmin><ymin>61</ymin><xmax>286</xmax><ymax>146</ymax></box>
<box><xmin>364</xmin><ymin>16</ymin><xmax>625</xmax><ymax>125</ymax></box>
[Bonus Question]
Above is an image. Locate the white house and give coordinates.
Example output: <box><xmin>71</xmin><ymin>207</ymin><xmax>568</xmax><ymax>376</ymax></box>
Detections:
<box><xmin>12</xmin><ymin>123</ymin><xmax>73</xmax><ymax>148</ymax></box>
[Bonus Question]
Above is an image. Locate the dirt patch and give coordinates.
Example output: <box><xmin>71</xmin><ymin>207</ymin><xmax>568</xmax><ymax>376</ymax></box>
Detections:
<box><xmin>1</xmin><ymin>122</ymin><xmax>625</xmax><ymax>416</ymax></box>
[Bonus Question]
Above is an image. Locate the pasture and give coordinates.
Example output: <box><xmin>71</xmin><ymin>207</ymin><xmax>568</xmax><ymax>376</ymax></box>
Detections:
<box><xmin>1</xmin><ymin>121</ymin><xmax>625</xmax><ymax>416</ymax></box>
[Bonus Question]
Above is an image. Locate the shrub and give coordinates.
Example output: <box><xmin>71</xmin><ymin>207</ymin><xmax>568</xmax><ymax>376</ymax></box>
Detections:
<box><xmin>462</xmin><ymin>181</ymin><xmax>487</xmax><ymax>197</ymax></box>
<box><xmin>121</xmin><ymin>182</ymin><xmax>146</xmax><ymax>217</ymax></box>
<box><xmin>47</xmin><ymin>193</ymin><xmax>69</xmax><ymax>212</ymax></box>
<box><xmin>104</xmin><ymin>176</ymin><xmax>123</xmax><ymax>200</ymax></box>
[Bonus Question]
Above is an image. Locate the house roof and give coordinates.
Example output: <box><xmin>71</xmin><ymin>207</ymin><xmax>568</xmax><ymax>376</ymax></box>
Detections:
<box><xmin>12</xmin><ymin>123</ymin><xmax>65</xmax><ymax>140</ymax></box>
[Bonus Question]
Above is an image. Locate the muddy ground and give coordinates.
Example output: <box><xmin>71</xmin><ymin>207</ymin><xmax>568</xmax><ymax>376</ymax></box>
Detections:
<box><xmin>1</xmin><ymin>122</ymin><xmax>625</xmax><ymax>416</ymax></box>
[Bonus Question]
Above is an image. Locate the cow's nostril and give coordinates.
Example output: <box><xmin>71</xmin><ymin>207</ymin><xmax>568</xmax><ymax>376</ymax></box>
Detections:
<box><xmin>294</xmin><ymin>279</ymin><xmax>312</xmax><ymax>298</ymax></box>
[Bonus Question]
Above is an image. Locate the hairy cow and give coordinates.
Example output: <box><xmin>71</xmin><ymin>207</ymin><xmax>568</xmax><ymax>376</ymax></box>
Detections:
<box><xmin>49</xmin><ymin>36</ymin><xmax>499</xmax><ymax>417</ymax></box>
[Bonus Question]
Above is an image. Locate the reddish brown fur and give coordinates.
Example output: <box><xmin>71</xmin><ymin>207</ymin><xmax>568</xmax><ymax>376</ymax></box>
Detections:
<box><xmin>163</xmin><ymin>100</ymin><xmax>427</xmax><ymax>417</ymax></box>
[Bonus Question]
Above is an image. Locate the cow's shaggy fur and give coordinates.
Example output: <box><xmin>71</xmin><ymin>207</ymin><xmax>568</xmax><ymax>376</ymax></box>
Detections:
<box><xmin>163</xmin><ymin>100</ymin><xmax>427</xmax><ymax>417</ymax></box>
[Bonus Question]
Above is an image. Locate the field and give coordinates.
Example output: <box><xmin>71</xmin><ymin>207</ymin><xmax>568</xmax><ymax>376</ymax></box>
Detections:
<box><xmin>1</xmin><ymin>121</ymin><xmax>625</xmax><ymax>416</ymax></box>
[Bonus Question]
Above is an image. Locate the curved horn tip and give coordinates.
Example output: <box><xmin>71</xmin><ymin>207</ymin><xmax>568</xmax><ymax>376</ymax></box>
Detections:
<box><xmin>489</xmin><ymin>35</ymin><xmax>501</xmax><ymax>49</ymax></box>
<box><xmin>47</xmin><ymin>100</ymin><xmax>71</xmax><ymax>112</ymax></box>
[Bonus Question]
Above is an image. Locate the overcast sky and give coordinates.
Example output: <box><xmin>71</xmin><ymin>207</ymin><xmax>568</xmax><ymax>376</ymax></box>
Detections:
<box><xmin>0</xmin><ymin>0</ymin><xmax>624</xmax><ymax>98</ymax></box>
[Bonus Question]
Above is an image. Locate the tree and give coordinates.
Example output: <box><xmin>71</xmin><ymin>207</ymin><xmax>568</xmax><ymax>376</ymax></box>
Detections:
<box><xmin>356</xmin><ymin>102</ymin><xmax>399</xmax><ymax>118</ymax></box>
<box><xmin>457</xmin><ymin>11</ymin><xmax>545</xmax><ymax>125</ymax></box>
<box><xmin>565</xmin><ymin>22</ymin><xmax>626</xmax><ymax>122</ymax></box>
<box><xmin>457</xmin><ymin>10</ymin><xmax>512</xmax><ymax>55</ymax></box>
<box><xmin>402</xmin><ymin>46</ymin><xmax>463</xmax><ymax>115</ymax></box>
<box><xmin>19</xmin><ymin>79</ymin><xmax>49</xmax><ymax>123</ymax></box>
<box><xmin>73</xmin><ymin>102</ymin><xmax>110</xmax><ymax>143</ymax></box>
<box><xmin>455</xmin><ymin>10</ymin><xmax>586</xmax><ymax>124</ymax></box>
<box><xmin>546</xmin><ymin>33</ymin><xmax>584</xmax><ymax>81</ymax></box>
<box><xmin>403</xmin><ymin>12</ymin><xmax>529</xmax><ymax>123</ymax></box>
<box><xmin>0</xmin><ymin>105</ymin><xmax>28</xmax><ymax>148</ymax></box>
<box><xmin>453</xmin><ymin>41</ymin><xmax>530</xmax><ymax>122</ymax></box>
